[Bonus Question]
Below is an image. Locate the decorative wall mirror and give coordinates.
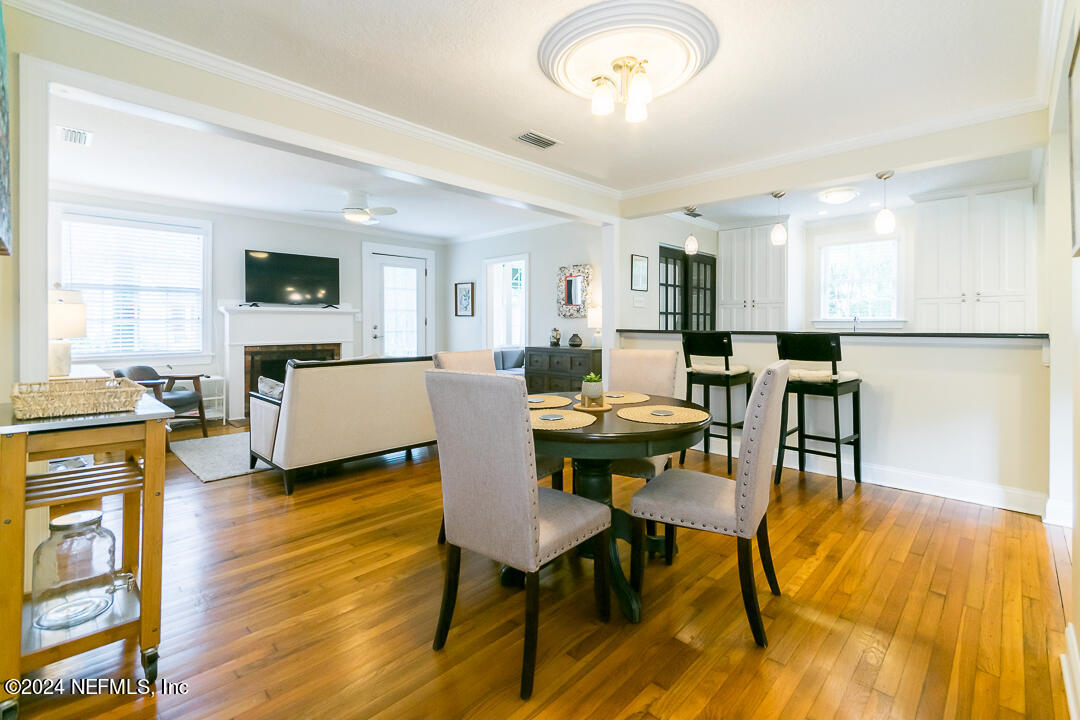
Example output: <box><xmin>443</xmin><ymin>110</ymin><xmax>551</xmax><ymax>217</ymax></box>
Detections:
<box><xmin>557</xmin><ymin>264</ymin><xmax>592</xmax><ymax>318</ymax></box>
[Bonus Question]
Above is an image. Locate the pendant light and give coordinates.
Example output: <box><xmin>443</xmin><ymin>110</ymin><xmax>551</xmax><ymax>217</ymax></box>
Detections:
<box><xmin>770</xmin><ymin>191</ymin><xmax>787</xmax><ymax>246</ymax></box>
<box><xmin>874</xmin><ymin>171</ymin><xmax>896</xmax><ymax>235</ymax></box>
<box><xmin>684</xmin><ymin>232</ymin><xmax>699</xmax><ymax>255</ymax></box>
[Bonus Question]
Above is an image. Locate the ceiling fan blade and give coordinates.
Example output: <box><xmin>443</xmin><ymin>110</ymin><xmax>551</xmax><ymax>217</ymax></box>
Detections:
<box><xmin>366</xmin><ymin>207</ymin><xmax>397</xmax><ymax>216</ymax></box>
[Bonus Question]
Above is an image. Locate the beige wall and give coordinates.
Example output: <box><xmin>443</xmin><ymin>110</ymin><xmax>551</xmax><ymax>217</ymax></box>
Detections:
<box><xmin>616</xmin><ymin>215</ymin><xmax>718</xmax><ymax>331</ymax></box>
<box><xmin>622</xmin><ymin>331</ymin><xmax>1051</xmax><ymax>511</ymax></box>
<box><xmin>444</xmin><ymin>222</ymin><xmax>602</xmax><ymax>351</ymax></box>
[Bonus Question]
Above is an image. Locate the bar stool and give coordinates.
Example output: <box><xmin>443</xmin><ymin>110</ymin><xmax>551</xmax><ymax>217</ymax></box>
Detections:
<box><xmin>772</xmin><ymin>333</ymin><xmax>862</xmax><ymax>499</ymax></box>
<box><xmin>678</xmin><ymin>331</ymin><xmax>754</xmax><ymax>474</ymax></box>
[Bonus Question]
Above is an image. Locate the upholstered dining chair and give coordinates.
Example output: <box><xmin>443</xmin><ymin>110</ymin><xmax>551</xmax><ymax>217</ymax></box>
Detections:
<box><xmin>607</xmin><ymin>349</ymin><xmax>680</xmax><ymax>546</ymax></box>
<box><xmin>629</xmin><ymin>360</ymin><xmax>789</xmax><ymax>648</ymax></box>
<box><xmin>114</xmin><ymin>365</ymin><xmax>208</xmax><ymax>437</ymax></box>
<box><xmin>432</xmin><ymin>350</ymin><xmax>566</xmax><ymax>544</ymax></box>
<box><xmin>425</xmin><ymin>369</ymin><xmax>611</xmax><ymax>699</ymax></box>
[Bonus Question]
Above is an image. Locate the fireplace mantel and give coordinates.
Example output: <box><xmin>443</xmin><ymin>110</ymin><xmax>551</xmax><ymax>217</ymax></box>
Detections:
<box><xmin>220</xmin><ymin>303</ymin><xmax>359</xmax><ymax>419</ymax></box>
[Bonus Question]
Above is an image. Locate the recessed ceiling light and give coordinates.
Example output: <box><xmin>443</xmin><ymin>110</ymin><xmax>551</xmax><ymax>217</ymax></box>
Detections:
<box><xmin>869</xmin><ymin>201</ymin><xmax>881</xmax><ymax>207</ymax></box>
<box><xmin>818</xmin><ymin>187</ymin><xmax>860</xmax><ymax>205</ymax></box>
<box><xmin>817</xmin><ymin>210</ymin><xmax>828</xmax><ymax>216</ymax></box>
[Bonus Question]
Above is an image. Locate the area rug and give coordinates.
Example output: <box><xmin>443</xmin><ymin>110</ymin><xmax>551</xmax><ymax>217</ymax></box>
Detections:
<box><xmin>170</xmin><ymin>432</ymin><xmax>273</xmax><ymax>483</ymax></box>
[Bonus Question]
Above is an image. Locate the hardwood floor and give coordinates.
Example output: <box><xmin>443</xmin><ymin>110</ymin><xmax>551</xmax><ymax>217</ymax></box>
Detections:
<box><xmin>19</xmin><ymin>422</ymin><xmax>1071</xmax><ymax>719</ymax></box>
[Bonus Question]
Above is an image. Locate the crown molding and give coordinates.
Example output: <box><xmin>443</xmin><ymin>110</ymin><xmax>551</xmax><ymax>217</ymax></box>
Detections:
<box><xmin>6</xmin><ymin>0</ymin><xmax>622</xmax><ymax>200</ymax></box>
<box><xmin>1036</xmin><ymin>0</ymin><xmax>1067</xmax><ymax>103</ymax></box>
<box><xmin>48</xmin><ymin>181</ymin><xmax>451</xmax><ymax>244</ymax></box>
<box><xmin>621</xmin><ymin>96</ymin><xmax>1048</xmax><ymax>199</ymax></box>
<box><xmin>907</xmin><ymin>179</ymin><xmax>1035</xmax><ymax>204</ymax></box>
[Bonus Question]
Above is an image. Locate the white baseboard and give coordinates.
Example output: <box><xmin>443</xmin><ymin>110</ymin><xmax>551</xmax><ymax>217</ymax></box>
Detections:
<box><xmin>1045</xmin><ymin>498</ymin><xmax>1075</xmax><ymax>528</ymax></box>
<box><xmin>689</xmin><ymin>436</ymin><xmax>1050</xmax><ymax>519</ymax></box>
<box><xmin>1063</xmin><ymin>623</ymin><xmax>1080</xmax><ymax>719</ymax></box>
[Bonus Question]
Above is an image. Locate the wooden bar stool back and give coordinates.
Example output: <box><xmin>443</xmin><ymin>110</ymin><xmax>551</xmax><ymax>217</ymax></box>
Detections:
<box><xmin>679</xmin><ymin>331</ymin><xmax>754</xmax><ymax>474</ymax></box>
<box><xmin>772</xmin><ymin>332</ymin><xmax>863</xmax><ymax>499</ymax></box>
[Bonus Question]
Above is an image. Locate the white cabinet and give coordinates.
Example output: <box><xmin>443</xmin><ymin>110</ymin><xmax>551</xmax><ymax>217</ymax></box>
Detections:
<box><xmin>717</xmin><ymin>224</ymin><xmax>787</xmax><ymax>330</ymax></box>
<box><xmin>913</xmin><ymin>188</ymin><xmax>1035</xmax><ymax>333</ymax></box>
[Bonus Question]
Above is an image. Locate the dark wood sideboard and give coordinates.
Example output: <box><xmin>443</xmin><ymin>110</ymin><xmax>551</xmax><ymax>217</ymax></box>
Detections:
<box><xmin>524</xmin><ymin>346</ymin><xmax>602</xmax><ymax>393</ymax></box>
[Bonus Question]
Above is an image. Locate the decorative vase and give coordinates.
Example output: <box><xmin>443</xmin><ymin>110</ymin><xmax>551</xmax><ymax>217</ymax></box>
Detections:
<box><xmin>568</xmin><ymin>333</ymin><xmax>583</xmax><ymax>348</ymax></box>
<box><xmin>550</xmin><ymin>328</ymin><xmax>561</xmax><ymax>346</ymax></box>
<box><xmin>581</xmin><ymin>379</ymin><xmax>603</xmax><ymax>408</ymax></box>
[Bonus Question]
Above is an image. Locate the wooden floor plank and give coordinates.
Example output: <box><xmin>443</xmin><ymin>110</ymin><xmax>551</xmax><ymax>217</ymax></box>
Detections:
<box><xmin>14</xmin><ymin>427</ymin><xmax>1070</xmax><ymax>720</ymax></box>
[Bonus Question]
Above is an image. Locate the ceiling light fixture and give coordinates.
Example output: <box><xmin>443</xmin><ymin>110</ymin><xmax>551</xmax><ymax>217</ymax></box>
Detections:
<box><xmin>539</xmin><ymin>0</ymin><xmax>719</xmax><ymax>124</ymax></box>
<box><xmin>770</xmin><ymin>191</ymin><xmax>787</xmax><ymax>246</ymax></box>
<box><xmin>684</xmin><ymin>232</ymin><xmax>699</xmax><ymax>255</ymax></box>
<box><xmin>818</xmin><ymin>187</ymin><xmax>860</xmax><ymax>205</ymax></box>
<box><xmin>874</xmin><ymin>171</ymin><xmax>896</xmax><ymax>235</ymax></box>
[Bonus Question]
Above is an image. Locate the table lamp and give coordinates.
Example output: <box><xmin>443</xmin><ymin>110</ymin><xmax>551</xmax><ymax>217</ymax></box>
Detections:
<box><xmin>48</xmin><ymin>289</ymin><xmax>86</xmax><ymax>377</ymax></box>
<box><xmin>587</xmin><ymin>306</ymin><xmax>602</xmax><ymax>348</ymax></box>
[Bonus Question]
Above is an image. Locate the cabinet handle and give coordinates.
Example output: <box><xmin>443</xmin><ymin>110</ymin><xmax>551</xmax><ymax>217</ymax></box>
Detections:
<box><xmin>975</xmin><ymin>291</ymin><xmax>981</xmax><ymax>296</ymax></box>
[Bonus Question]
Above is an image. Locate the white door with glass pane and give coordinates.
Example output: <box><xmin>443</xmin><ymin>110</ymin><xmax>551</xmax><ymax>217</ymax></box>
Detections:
<box><xmin>365</xmin><ymin>254</ymin><xmax>427</xmax><ymax>357</ymax></box>
<box><xmin>485</xmin><ymin>256</ymin><xmax>528</xmax><ymax>348</ymax></box>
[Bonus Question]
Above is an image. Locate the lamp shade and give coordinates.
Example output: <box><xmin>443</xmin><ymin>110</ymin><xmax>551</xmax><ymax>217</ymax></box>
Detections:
<box><xmin>875</xmin><ymin>207</ymin><xmax>897</xmax><ymax>235</ymax></box>
<box><xmin>770</xmin><ymin>222</ymin><xmax>788</xmax><ymax>246</ymax></box>
<box><xmin>684</xmin><ymin>233</ymin><xmax>699</xmax><ymax>255</ymax></box>
<box><xmin>587</xmin><ymin>306</ymin><xmax>602</xmax><ymax>329</ymax></box>
<box><xmin>48</xmin><ymin>289</ymin><xmax>86</xmax><ymax>340</ymax></box>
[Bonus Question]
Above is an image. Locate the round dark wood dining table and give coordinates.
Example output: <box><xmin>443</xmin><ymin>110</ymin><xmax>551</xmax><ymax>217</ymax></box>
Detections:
<box><xmin>528</xmin><ymin>391</ymin><xmax>712</xmax><ymax>623</ymax></box>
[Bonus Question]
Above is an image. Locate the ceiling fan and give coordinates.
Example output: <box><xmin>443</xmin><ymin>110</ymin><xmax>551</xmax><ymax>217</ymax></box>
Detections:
<box><xmin>304</xmin><ymin>190</ymin><xmax>397</xmax><ymax>226</ymax></box>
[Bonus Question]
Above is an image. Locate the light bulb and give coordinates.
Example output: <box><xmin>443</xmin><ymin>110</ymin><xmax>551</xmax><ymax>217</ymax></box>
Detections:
<box><xmin>770</xmin><ymin>222</ymin><xmax>787</xmax><ymax>246</ymax></box>
<box><xmin>343</xmin><ymin>209</ymin><xmax>371</xmax><ymax>224</ymax></box>
<box><xmin>591</xmin><ymin>79</ymin><xmax>615</xmax><ymax>116</ymax></box>
<box><xmin>625</xmin><ymin>101</ymin><xmax>647</xmax><ymax>123</ymax></box>
<box><xmin>628</xmin><ymin>69</ymin><xmax>653</xmax><ymax>105</ymax></box>
<box><xmin>684</xmin><ymin>233</ymin><xmax>698</xmax><ymax>255</ymax></box>
<box><xmin>875</xmin><ymin>207</ymin><xmax>896</xmax><ymax>235</ymax></box>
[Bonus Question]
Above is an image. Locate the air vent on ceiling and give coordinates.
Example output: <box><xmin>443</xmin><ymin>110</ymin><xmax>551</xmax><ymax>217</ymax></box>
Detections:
<box><xmin>58</xmin><ymin>126</ymin><xmax>93</xmax><ymax>146</ymax></box>
<box><xmin>683</xmin><ymin>206</ymin><xmax>702</xmax><ymax>218</ymax></box>
<box><xmin>516</xmin><ymin>130</ymin><xmax>560</xmax><ymax>149</ymax></box>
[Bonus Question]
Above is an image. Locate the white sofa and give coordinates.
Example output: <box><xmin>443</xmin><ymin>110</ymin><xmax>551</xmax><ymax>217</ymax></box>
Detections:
<box><xmin>249</xmin><ymin>356</ymin><xmax>437</xmax><ymax>494</ymax></box>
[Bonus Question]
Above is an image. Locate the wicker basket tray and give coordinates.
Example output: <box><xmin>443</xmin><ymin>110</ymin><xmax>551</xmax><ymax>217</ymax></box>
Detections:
<box><xmin>11</xmin><ymin>377</ymin><xmax>146</xmax><ymax>419</ymax></box>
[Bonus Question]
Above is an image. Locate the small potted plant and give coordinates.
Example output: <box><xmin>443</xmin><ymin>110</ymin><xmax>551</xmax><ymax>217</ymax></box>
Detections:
<box><xmin>581</xmin><ymin>372</ymin><xmax>603</xmax><ymax>408</ymax></box>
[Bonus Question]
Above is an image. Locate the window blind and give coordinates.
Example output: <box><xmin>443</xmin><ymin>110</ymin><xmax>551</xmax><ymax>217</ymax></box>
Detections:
<box><xmin>59</xmin><ymin>213</ymin><xmax>207</xmax><ymax>358</ymax></box>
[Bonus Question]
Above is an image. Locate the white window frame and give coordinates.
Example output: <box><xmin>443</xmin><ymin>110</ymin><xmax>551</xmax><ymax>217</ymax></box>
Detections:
<box><xmin>812</xmin><ymin>229</ymin><xmax>906</xmax><ymax>330</ymax></box>
<box><xmin>483</xmin><ymin>253</ymin><xmax>529</xmax><ymax>349</ymax></box>
<box><xmin>48</xmin><ymin>202</ymin><xmax>214</xmax><ymax>364</ymax></box>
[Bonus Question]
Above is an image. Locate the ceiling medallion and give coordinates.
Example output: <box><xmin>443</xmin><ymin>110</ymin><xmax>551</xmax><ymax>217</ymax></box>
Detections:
<box><xmin>538</xmin><ymin>0</ymin><xmax>719</xmax><ymax>123</ymax></box>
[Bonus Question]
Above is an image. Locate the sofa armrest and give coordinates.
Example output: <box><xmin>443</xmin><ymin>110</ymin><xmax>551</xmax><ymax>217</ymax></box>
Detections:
<box><xmin>249</xmin><ymin>393</ymin><xmax>281</xmax><ymax>463</ymax></box>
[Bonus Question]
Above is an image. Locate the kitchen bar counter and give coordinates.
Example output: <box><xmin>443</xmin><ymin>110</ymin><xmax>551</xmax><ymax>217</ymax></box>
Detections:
<box><xmin>616</xmin><ymin>328</ymin><xmax>1049</xmax><ymax>341</ymax></box>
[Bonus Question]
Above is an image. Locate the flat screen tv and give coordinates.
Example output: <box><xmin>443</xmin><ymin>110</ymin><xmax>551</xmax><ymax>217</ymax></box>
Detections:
<box><xmin>244</xmin><ymin>250</ymin><xmax>340</xmax><ymax>305</ymax></box>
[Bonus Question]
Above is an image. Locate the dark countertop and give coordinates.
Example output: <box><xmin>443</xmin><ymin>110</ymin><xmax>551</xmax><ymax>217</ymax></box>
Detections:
<box><xmin>616</xmin><ymin>329</ymin><xmax>1050</xmax><ymax>340</ymax></box>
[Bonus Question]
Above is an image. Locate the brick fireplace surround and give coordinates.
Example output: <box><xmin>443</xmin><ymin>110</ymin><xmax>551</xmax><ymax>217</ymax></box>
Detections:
<box><xmin>243</xmin><ymin>343</ymin><xmax>340</xmax><ymax>416</ymax></box>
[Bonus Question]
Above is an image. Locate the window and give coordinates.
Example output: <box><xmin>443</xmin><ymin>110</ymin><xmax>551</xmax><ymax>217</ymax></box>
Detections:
<box><xmin>819</xmin><ymin>238</ymin><xmax>899</xmax><ymax>320</ymax></box>
<box><xmin>659</xmin><ymin>246</ymin><xmax>715</xmax><ymax>331</ymax></box>
<box><xmin>58</xmin><ymin>210</ymin><xmax>210</xmax><ymax>359</ymax></box>
<box><xmin>486</xmin><ymin>255</ymin><xmax>527</xmax><ymax>347</ymax></box>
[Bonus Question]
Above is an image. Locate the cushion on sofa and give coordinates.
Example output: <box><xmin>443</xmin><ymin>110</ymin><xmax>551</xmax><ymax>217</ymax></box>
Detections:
<box><xmin>257</xmin><ymin>376</ymin><xmax>285</xmax><ymax>399</ymax></box>
<box><xmin>494</xmin><ymin>348</ymin><xmax>525</xmax><ymax>371</ymax></box>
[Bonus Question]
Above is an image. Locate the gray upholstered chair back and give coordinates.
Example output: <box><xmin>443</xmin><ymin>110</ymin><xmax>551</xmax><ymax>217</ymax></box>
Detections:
<box><xmin>114</xmin><ymin>365</ymin><xmax>161</xmax><ymax>382</ymax></box>
<box><xmin>432</xmin><ymin>350</ymin><xmax>496</xmax><ymax>373</ymax></box>
<box><xmin>608</xmin><ymin>349</ymin><xmax>679</xmax><ymax>397</ymax></box>
<box><xmin>425</xmin><ymin>370</ymin><xmax>541</xmax><ymax>572</ymax></box>
<box><xmin>735</xmin><ymin>360</ymin><xmax>789</xmax><ymax>538</ymax></box>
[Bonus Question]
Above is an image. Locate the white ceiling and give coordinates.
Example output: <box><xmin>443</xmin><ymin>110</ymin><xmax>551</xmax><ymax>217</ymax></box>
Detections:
<box><xmin>48</xmin><ymin>94</ymin><xmax>569</xmax><ymax>241</ymax></box>
<box><xmin>688</xmin><ymin>150</ymin><xmax>1039</xmax><ymax>226</ymax></box>
<box><xmin>56</xmin><ymin>0</ymin><xmax>1051</xmax><ymax>192</ymax></box>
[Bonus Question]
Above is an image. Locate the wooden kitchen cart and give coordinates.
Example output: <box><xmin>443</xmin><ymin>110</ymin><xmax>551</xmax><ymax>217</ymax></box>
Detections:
<box><xmin>0</xmin><ymin>396</ymin><xmax>173</xmax><ymax>720</ymax></box>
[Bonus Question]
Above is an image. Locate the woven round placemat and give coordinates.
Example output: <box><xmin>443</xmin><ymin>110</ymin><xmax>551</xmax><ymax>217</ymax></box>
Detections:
<box><xmin>573</xmin><ymin>390</ymin><xmax>650</xmax><ymax>405</ymax></box>
<box><xmin>617</xmin><ymin>404</ymin><xmax>710</xmax><ymax>425</ymax></box>
<box><xmin>526</xmin><ymin>395</ymin><xmax>572</xmax><ymax>409</ymax></box>
<box><xmin>529</xmin><ymin>409</ymin><xmax>597</xmax><ymax>430</ymax></box>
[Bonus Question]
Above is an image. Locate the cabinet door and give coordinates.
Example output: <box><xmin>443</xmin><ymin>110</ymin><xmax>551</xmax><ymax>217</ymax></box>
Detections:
<box><xmin>914</xmin><ymin>196</ymin><xmax>967</xmax><ymax>306</ymax></box>
<box><xmin>752</xmin><ymin>302</ymin><xmax>786</xmax><ymax>331</ymax></box>
<box><xmin>972</xmin><ymin>295</ymin><xmax>1028</xmax><ymax>333</ymax></box>
<box><xmin>915</xmin><ymin>298</ymin><xmax>966</xmax><ymax>332</ymax></box>
<box><xmin>716</xmin><ymin>228</ymin><xmax>751</xmax><ymax>330</ymax></box>
<box><xmin>751</xmin><ymin>225</ymin><xmax>787</xmax><ymax>305</ymax></box>
<box><xmin>971</xmin><ymin>188</ymin><xmax>1034</xmax><ymax>298</ymax></box>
